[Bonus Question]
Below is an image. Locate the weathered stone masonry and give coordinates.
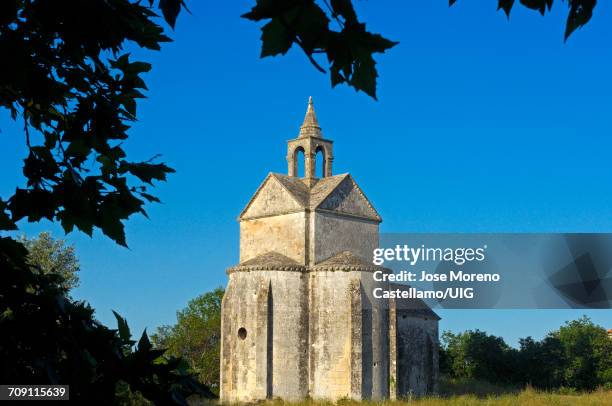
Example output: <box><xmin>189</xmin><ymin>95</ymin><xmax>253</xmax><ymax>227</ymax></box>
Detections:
<box><xmin>220</xmin><ymin>98</ymin><xmax>439</xmax><ymax>402</ymax></box>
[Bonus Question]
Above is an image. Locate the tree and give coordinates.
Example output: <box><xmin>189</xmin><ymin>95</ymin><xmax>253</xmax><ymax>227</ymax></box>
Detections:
<box><xmin>0</xmin><ymin>1</ymin><xmax>212</xmax><ymax>404</ymax></box>
<box><xmin>152</xmin><ymin>288</ymin><xmax>224</xmax><ymax>394</ymax></box>
<box><xmin>516</xmin><ymin>335</ymin><xmax>565</xmax><ymax>388</ymax></box>
<box><xmin>20</xmin><ymin>231</ymin><xmax>80</xmax><ymax>292</ymax></box>
<box><xmin>515</xmin><ymin>316</ymin><xmax>612</xmax><ymax>390</ymax></box>
<box><xmin>442</xmin><ymin>317</ymin><xmax>612</xmax><ymax>391</ymax></box>
<box><xmin>441</xmin><ymin>329</ymin><xmax>517</xmax><ymax>383</ymax></box>
<box><xmin>556</xmin><ymin>316</ymin><xmax>612</xmax><ymax>390</ymax></box>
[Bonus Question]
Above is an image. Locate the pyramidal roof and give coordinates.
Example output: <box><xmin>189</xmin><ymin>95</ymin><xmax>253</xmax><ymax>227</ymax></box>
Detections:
<box><xmin>311</xmin><ymin>250</ymin><xmax>382</xmax><ymax>272</ymax></box>
<box><xmin>240</xmin><ymin>251</ymin><xmax>299</xmax><ymax>266</ymax></box>
<box><xmin>299</xmin><ymin>96</ymin><xmax>322</xmax><ymax>138</ymax></box>
<box><xmin>227</xmin><ymin>251</ymin><xmax>306</xmax><ymax>273</ymax></box>
<box><xmin>315</xmin><ymin>251</ymin><xmax>374</xmax><ymax>267</ymax></box>
<box><xmin>239</xmin><ymin>172</ymin><xmax>381</xmax><ymax>222</ymax></box>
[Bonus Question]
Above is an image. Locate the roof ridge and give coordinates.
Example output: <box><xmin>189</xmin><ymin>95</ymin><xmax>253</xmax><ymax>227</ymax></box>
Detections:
<box><xmin>309</xmin><ymin>173</ymin><xmax>349</xmax><ymax>209</ymax></box>
<box><xmin>271</xmin><ymin>173</ymin><xmax>310</xmax><ymax>206</ymax></box>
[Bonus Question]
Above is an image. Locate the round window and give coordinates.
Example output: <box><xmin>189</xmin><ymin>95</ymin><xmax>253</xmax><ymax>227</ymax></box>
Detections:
<box><xmin>238</xmin><ymin>327</ymin><xmax>247</xmax><ymax>340</ymax></box>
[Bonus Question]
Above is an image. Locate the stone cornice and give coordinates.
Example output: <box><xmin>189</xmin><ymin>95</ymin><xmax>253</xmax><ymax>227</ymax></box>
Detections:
<box><xmin>226</xmin><ymin>264</ymin><xmax>388</xmax><ymax>275</ymax></box>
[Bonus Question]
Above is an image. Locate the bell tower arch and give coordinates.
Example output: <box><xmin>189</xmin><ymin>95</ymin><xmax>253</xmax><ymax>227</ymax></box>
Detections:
<box><xmin>287</xmin><ymin>97</ymin><xmax>334</xmax><ymax>184</ymax></box>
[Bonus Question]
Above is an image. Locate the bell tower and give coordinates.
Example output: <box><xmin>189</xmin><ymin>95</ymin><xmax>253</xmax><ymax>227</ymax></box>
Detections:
<box><xmin>287</xmin><ymin>97</ymin><xmax>334</xmax><ymax>186</ymax></box>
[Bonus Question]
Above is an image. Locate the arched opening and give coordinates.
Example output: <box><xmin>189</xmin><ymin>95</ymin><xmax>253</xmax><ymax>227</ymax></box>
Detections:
<box><xmin>315</xmin><ymin>146</ymin><xmax>325</xmax><ymax>178</ymax></box>
<box><xmin>294</xmin><ymin>146</ymin><xmax>305</xmax><ymax>177</ymax></box>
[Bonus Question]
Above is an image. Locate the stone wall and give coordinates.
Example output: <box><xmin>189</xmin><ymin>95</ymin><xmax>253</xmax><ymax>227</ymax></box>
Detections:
<box><xmin>392</xmin><ymin>314</ymin><xmax>439</xmax><ymax>398</ymax></box>
<box><xmin>308</xmin><ymin>271</ymin><xmax>353</xmax><ymax>399</ymax></box>
<box><xmin>221</xmin><ymin>270</ymin><xmax>310</xmax><ymax>402</ymax></box>
<box><xmin>221</xmin><ymin>269</ymin><xmax>396</xmax><ymax>402</ymax></box>
<box><xmin>313</xmin><ymin>212</ymin><xmax>378</xmax><ymax>264</ymax></box>
<box><xmin>240</xmin><ymin>212</ymin><xmax>306</xmax><ymax>264</ymax></box>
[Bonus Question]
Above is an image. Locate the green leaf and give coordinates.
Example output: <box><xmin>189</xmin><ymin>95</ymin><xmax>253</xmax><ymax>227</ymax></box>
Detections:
<box><xmin>120</xmin><ymin>161</ymin><xmax>175</xmax><ymax>185</ymax></box>
<box><xmin>260</xmin><ymin>19</ymin><xmax>293</xmax><ymax>57</ymax></box>
<box><xmin>520</xmin><ymin>0</ymin><xmax>549</xmax><ymax>15</ymax></box>
<box><xmin>96</xmin><ymin>191</ymin><xmax>148</xmax><ymax>247</ymax></box>
<box><xmin>58</xmin><ymin>209</ymin><xmax>94</xmax><ymax>237</ymax></box>
<box><xmin>565</xmin><ymin>0</ymin><xmax>596</xmax><ymax>41</ymax></box>
<box><xmin>498</xmin><ymin>0</ymin><xmax>515</xmax><ymax>18</ymax></box>
<box><xmin>159</xmin><ymin>0</ymin><xmax>182</xmax><ymax>28</ymax></box>
<box><xmin>8</xmin><ymin>189</ymin><xmax>57</xmax><ymax>222</ymax></box>
<box><xmin>113</xmin><ymin>310</ymin><xmax>132</xmax><ymax>343</ymax></box>
<box><xmin>140</xmin><ymin>193</ymin><xmax>161</xmax><ymax>203</ymax></box>
<box><xmin>137</xmin><ymin>330</ymin><xmax>153</xmax><ymax>353</ymax></box>
<box><xmin>127</xmin><ymin>61</ymin><xmax>152</xmax><ymax>74</ymax></box>
<box><xmin>22</xmin><ymin>147</ymin><xmax>60</xmax><ymax>187</ymax></box>
<box><xmin>0</xmin><ymin>200</ymin><xmax>17</xmax><ymax>231</ymax></box>
<box><xmin>327</xmin><ymin>24</ymin><xmax>397</xmax><ymax>99</ymax></box>
<box><xmin>331</xmin><ymin>0</ymin><xmax>357</xmax><ymax>22</ymax></box>
<box><xmin>351</xmin><ymin>55</ymin><xmax>378</xmax><ymax>99</ymax></box>
<box><xmin>291</xmin><ymin>2</ymin><xmax>330</xmax><ymax>51</ymax></box>
<box><xmin>99</xmin><ymin>216</ymin><xmax>127</xmax><ymax>247</ymax></box>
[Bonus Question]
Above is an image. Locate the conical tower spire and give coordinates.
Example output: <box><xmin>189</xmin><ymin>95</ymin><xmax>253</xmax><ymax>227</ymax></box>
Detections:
<box><xmin>299</xmin><ymin>96</ymin><xmax>322</xmax><ymax>138</ymax></box>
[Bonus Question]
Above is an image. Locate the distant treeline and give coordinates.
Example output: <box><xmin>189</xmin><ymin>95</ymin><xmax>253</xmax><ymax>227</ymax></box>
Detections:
<box><xmin>439</xmin><ymin>316</ymin><xmax>612</xmax><ymax>391</ymax></box>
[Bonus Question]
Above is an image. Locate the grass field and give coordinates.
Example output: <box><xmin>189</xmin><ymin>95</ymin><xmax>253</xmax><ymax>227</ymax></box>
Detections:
<box><xmin>196</xmin><ymin>377</ymin><xmax>611</xmax><ymax>406</ymax></box>
<box><xmin>195</xmin><ymin>388</ymin><xmax>611</xmax><ymax>406</ymax></box>
<box><xmin>232</xmin><ymin>389</ymin><xmax>611</xmax><ymax>406</ymax></box>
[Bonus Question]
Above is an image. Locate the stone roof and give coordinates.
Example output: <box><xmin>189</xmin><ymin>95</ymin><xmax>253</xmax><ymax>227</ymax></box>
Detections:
<box><xmin>228</xmin><ymin>250</ymin><xmax>385</xmax><ymax>274</ymax></box>
<box><xmin>239</xmin><ymin>172</ymin><xmax>381</xmax><ymax>222</ymax></box>
<box><xmin>241</xmin><ymin>252</ymin><xmax>300</xmax><ymax>266</ymax></box>
<box><xmin>227</xmin><ymin>251</ymin><xmax>306</xmax><ymax>274</ymax></box>
<box><xmin>272</xmin><ymin>172</ymin><xmax>347</xmax><ymax>209</ymax></box>
<box><xmin>309</xmin><ymin>175</ymin><xmax>348</xmax><ymax>207</ymax></box>
<box><xmin>311</xmin><ymin>251</ymin><xmax>382</xmax><ymax>272</ymax></box>
<box><xmin>299</xmin><ymin>96</ymin><xmax>322</xmax><ymax>138</ymax></box>
<box><xmin>270</xmin><ymin>173</ymin><xmax>312</xmax><ymax>207</ymax></box>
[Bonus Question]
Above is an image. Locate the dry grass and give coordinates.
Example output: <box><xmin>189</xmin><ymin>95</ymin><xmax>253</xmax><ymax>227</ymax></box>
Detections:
<box><xmin>281</xmin><ymin>389</ymin><xmax>607</xmax><ymax>405</ymax></box>
<box><xmin>195</xmin><ymin>388</ymin><xmax>612</xmax><ymax>406</ymax></box>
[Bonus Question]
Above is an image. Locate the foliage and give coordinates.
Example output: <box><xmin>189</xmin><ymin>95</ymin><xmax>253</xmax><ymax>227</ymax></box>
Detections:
<box><xmin>0</xmin><ymin>237</ymin><xmax>213</xmax><ymax>403</ymax></box>
<box><xmin>514</xmin><ymin>317</ymin><xmax>611</xmax><ymax>390</ymax></box>
<box><xmin>20</xmin><ymin>231</ymin><xmax>80</xmax><ymax>292</ymax></box>
<box><xmin>152</xmin><ymin>287</ymin><xmax>224</xmax><ymax>394</ymax></box>
<box><xmin>449</xmin><ymin>1</ymin><xmax>597</xmax><ymax>41</ymax></box>
<box><xmin>440</xmin><ymin>316</ymin><xmax>612</xmax><ymax>391</ymax></box>
<box><xmin>441</xmin><ymin>329</ymin><xmax>517</xmax><ymax>383</ymax></box>
<box><xmin>0</xmin><ymin>0</ymin><xmax>187</xmax><ymax>247</ymax></box>
<box><xmin>556</xmin><ymin>316</ymin><xmax>612</xmax><ymax>390</ymax></box>
<box><xmin>0</xmin><ymin>1</ymin><xmax>213</xmax><ymax>404</ymax></box>
<box><xmin>242</xmin><ymin>0</ymin><xmax>398</xmax><ymax>99</ymax></box>
<box><xmin>516</xmin><ymin>335</ymin><xmax>565</xmax><ymax>389</ymax></box>
<box><xmin>244</xmin><ymin>0</ymin><xmax>598</xmax><ymax>100</ymax></box>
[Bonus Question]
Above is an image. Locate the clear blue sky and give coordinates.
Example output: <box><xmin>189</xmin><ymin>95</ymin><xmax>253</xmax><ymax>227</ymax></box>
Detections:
<box><xmin>1</xmin><ymin>1</ymin><xmax>611</xmax><ymax>346</ymax></box>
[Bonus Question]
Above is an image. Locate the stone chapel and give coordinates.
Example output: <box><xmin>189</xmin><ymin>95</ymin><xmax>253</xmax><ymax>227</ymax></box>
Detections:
<box><xmin>220</xmin><ymin>98</ymin><xmax>439</xmax><ymax>402</ymax></box>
